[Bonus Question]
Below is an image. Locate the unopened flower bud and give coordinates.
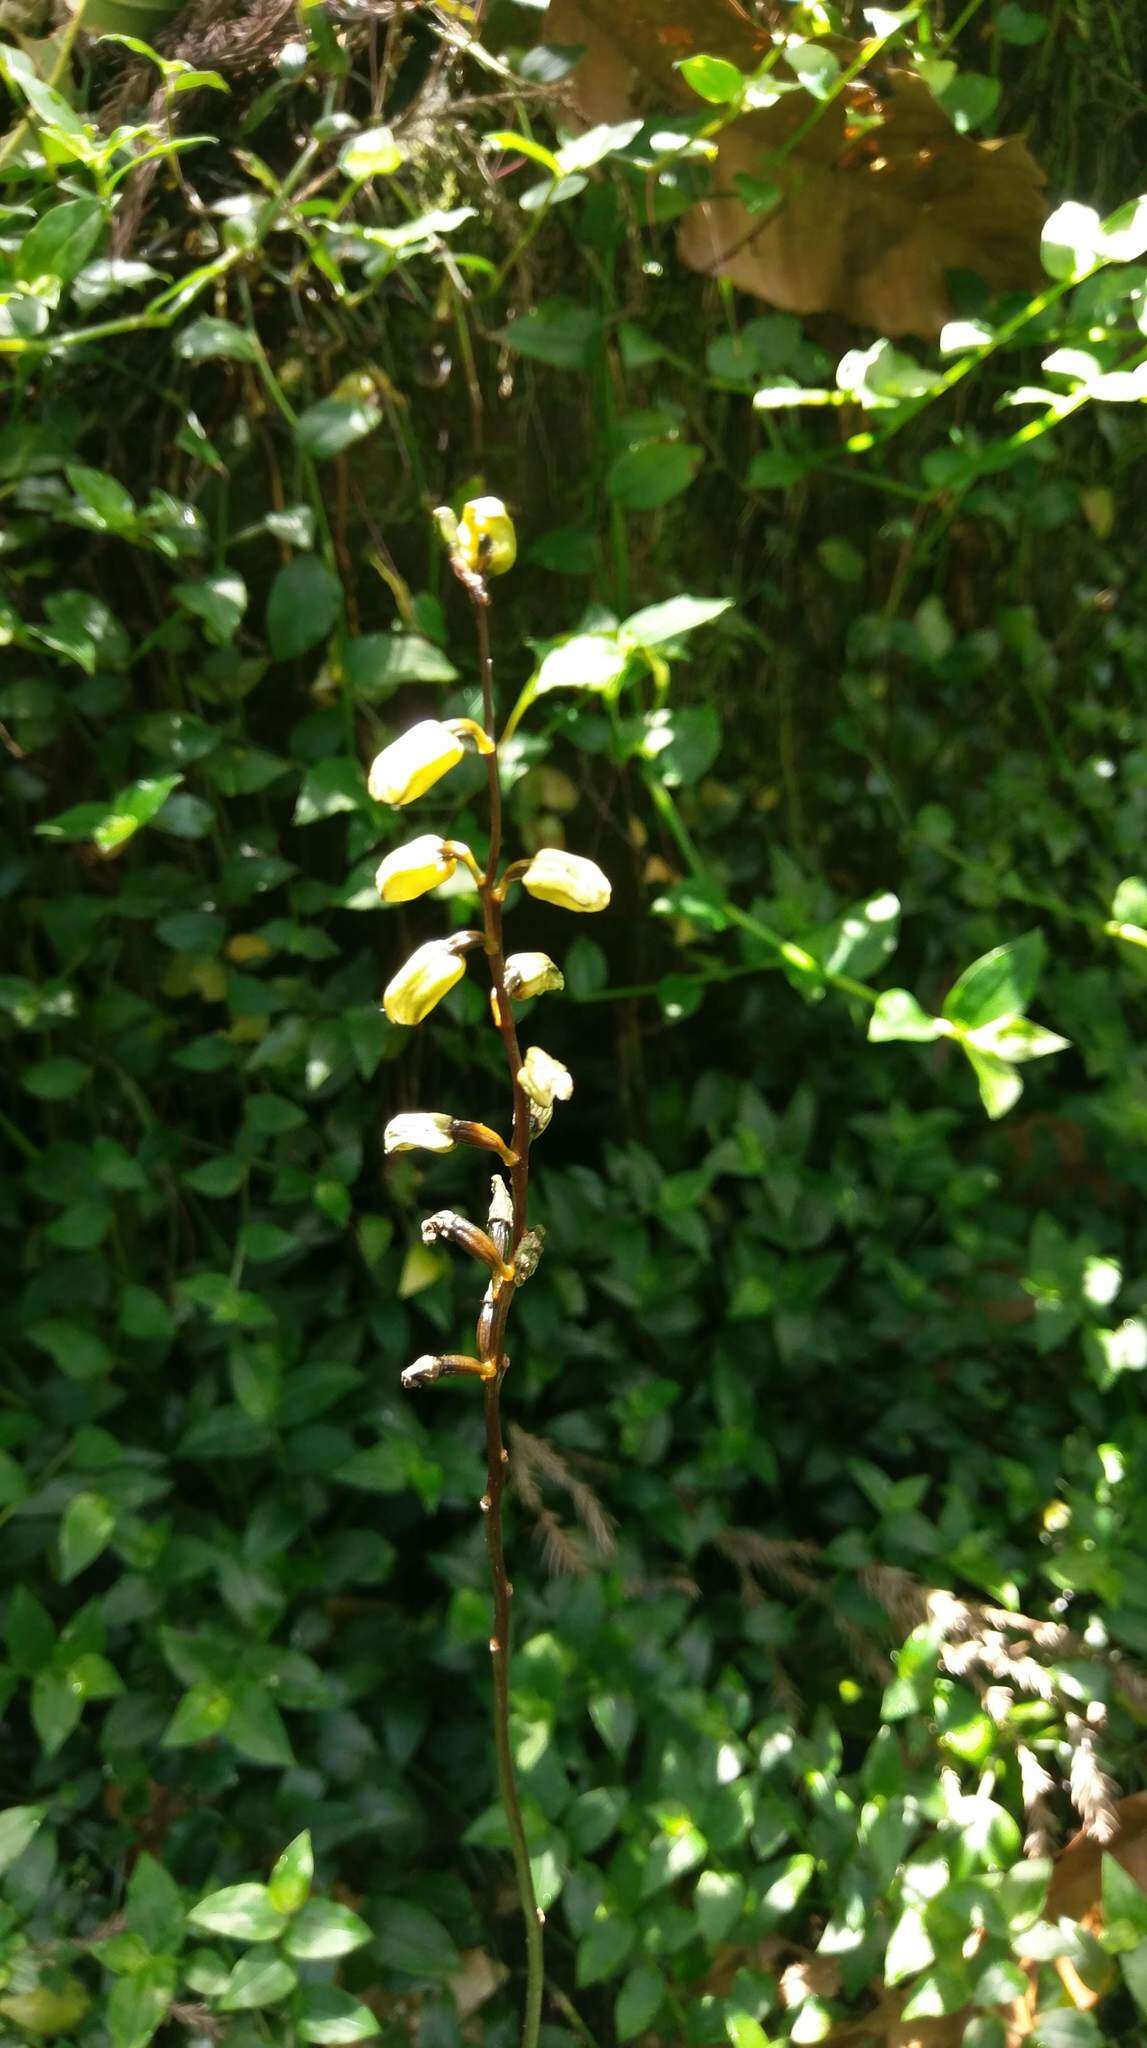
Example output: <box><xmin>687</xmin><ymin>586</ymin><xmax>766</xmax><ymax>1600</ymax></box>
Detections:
<box><xmin>513</xmin><ymin>1227</ymin><xmax>546</xmax><ymax>1284</ymax></box>
<box><xmin>384</xmin><ymin>1112</ymin><xmax>457</xmax><ymax>1154</ymax></box>
<box><xmin>368</xmin><ymin>718</ymin><xmax>492</xmax><ymax>808</ymax></box>
<box><xmin>421</xmin><ymin>1209</ymin><xmax>514</xmax><ymax>1279</ymax></box>
<box><xmin>456</xmin><ymin>495</ymin><xmax>517</xmax><ymax>577</ymax></box>
<box><xmin>383</xmin><ymin>938</ymin><xmax>467</xmax><ymax>1026</ymax></box>
<box><xmin>504</xmin><ymin>951</ymin><xmax>565</xmax><ymax>1002</ymax></box>
<box><xmin>402</xmin><ymin>1351</ymin><xmax>496</xmax><ymax>1388</ymax></box>
<box><xmin>432</xmin><ymin>505</ymin><xmax>460</xmax><ymax>551</ymax></box>
<box><xmin>487</xmin><ymin>1175</ymin><xmax>514</xmax><ymax>1259</ymax></box>
<box><xmin>376</xmin><ymin>835</ymin><xmax>458</xmax><ymax>904</ymax></box>
<box><xmin>520</xmin><ymin>848</ymin><xmax>611</xmax><ymax>914</ymax></box>
<box><xmin>518</xmin><ymin>1045</ymin><xmax>573</xmax><ymax>1112</ymax></box>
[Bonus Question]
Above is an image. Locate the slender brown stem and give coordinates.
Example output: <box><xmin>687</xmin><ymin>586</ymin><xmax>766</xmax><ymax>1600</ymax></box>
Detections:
<box><xmin>470</xmin><ymin>589</ymin><xmax>543</xmax><ymax>2048</ymax></box>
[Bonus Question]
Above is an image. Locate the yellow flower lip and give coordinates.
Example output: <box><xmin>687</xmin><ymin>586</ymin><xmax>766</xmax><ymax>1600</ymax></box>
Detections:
<box><xmin>520</xmin><ymin>848</ymin><xmax>611</xmax><ymax>914</ymax></box>
<box><xmin>504</xmin><ymin>951</ymin><xmax>565</xmax><ymax>1001</ymax></box>
<box><xmin>383</xmin><ymin>939</ymin><xmax>467</xmax><ymax>1026</ymax></box>
<box><xmin>518</xmin><ymin>1045</ymin><xmax>573</xmax><ymax>1111</ymax></box>
<box><xmin>376</xmin><ymin>835</ymin><xmax>457</xmax><ymax>905</ymax></box>
<box><xmin>369</xmin><ymin>721</ymin><xmax>463</xmax><ymax>807</ymax></box>
<box><xmin>456</xmin><ymin>495</ymin><xmax>517</xmax><ymax>577</ymax></box>
<box><xmin>368</xmin><ymin>719</ymin><xmax>493</xmax><ymax>808</ymax></box>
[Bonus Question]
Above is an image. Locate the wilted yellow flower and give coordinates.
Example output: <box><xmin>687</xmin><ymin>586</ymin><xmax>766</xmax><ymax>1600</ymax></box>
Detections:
<box><xmin>504</xmin><ymin>952</ymin><xmax>565</xmax><ymax>1001</ymax></box>
<box><xmin>376</xmin><ymin>835</ymin><xmax>457</xmax><ymax>904</ymax></box>
<box><xmin>456</xmin><ymin>495</ymin><xmax>517</xmax><ymax>577</ymax></box>
<box><xmin>518</xmin><ymin>1045</ymin><xmax>573</xmax><ymax>1111</ymax></box>
<box><xmin>384</xmin><ymin>1112</ymin><xmax>457</xmax><ymax>1153</ymax></box>
<box><xmin>520</xmin><ymin>848</ymin><xmax>611</xmax><ymax>914</ymax></box>
<box><xmin>383</xmin><ymin>939</ymin><xmax>466</xmax><ymax>1026</ymax></box>
<box><xmin>368</xmin><ymin>718</ymin><xmax>492</xmax><ymax>808</ymax></box>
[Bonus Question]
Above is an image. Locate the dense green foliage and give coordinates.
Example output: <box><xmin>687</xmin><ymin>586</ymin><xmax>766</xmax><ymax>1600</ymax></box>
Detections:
<box><xmin>3</xmin><ymin>1</ymin><xmax>1147</xmax><ymax>2044</ymax></box>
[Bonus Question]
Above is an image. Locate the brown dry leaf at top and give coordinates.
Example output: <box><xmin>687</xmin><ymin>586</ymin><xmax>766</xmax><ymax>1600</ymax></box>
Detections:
<box><xmin>544</xmin><ymin>0</ymin><xmax>1046</xmax><ymax>338</ymax></box>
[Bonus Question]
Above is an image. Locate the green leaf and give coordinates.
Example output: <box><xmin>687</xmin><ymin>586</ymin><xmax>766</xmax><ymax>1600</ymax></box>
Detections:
<box><xmin>183</xmin><ymin>1156</ymin><xmax>247</xmax><ymax>1197</ymax></box>
<box><xmin>69</xmin><ymin>1652</ymin><xmax>122</xmax><ymax>1702</ymax></box>
<box><xmin>995</xmin><ymin>2</ymin><xmax>1047</xmax><ymax>40</ymax></box>
<box><xmin>725</xmin><ymin>2017</ymin><xmax>771</xmax><ymax>2048</ymax></box>
<box><xmin>1101</xmin><ymin>1853</ymin><xmax>1147</xmax><ymax>1952</ymax></box>
<box><xmin>338</xmin><ymin>125</ymin><xmax>403</xmax><ymax>178</ymax></box>
<box><xmin>125</xmin><ymin>1853</ymin><xmax>185</xmax><ymax>1953</ymax></box>
<box><xmin>73</xmin><ymin>257</ymin><xmax>162</xmax><ymax>310</ymax></box>
<box><xmin>885</xmin><ymin>1905</ymin><xmax>934</xmax><ymax>1984</ymax></box>
<box><xmin>163</xmin><ymin>1682</ymin><xmax>233</xmax><ymax>1747</ymax></box>
<box><xmin>21</xmin><ymin>1057</ymin><xmax>89</xmax><ymax>1101</ymax></box>
<box><xmin>678</xmin><ymin>52</ymin><xmax>745</xmax><ymax>103</ymax></box>
<box><xmin>219</xmin><ymin>1952</ymin><xmax>298</xmax><ymax>2011</ymax></box>
<box><xmin>0</xmin><ymin>1981</ymin><xmax>90</xmax><ymax>2038</ymax></box>
<box><xmin>37</xmin><ymin>774</ymin><xmax>182</xmax><ymax>851</ymax></box>
<box><xmin>344</xmin><ymin>632</ymin><xmax>457</xmax><ymax>697</ymax></box>
<box><xmin>0</xmin><ymin>1806</ymin><xmax>47</xmax><ymax>1875</ymax></box>
<box><xmin>120</xmin><ymin>1277</ymin><xmax>177</xmax><ymax>1343</ymax></box>
<box><xmin>187</xmin><ymin>1883</ymin><xmax>288</xmax><ymax>1942</ymax></box>
<box><xmin>533</xmin><ymin>631</ymin><xmax>628</xmax><ymax>699</ymax></box>
<box><xmin>901</xmin><ymin>1967</ymin><xmax>967</xmax><ymax>2019</ymax></box>
<box><xmin>297</xmin><ymin>1988</ymin><xmax>381</xmax><ymax>2043</ymax></box>
<box><xmin>1031</xmin><ymin>2014</ymin><xmax>1102</xmax><ymax>2047</ymax></box>
<box><xmin>943</xmin><ymin>931</ymin><xmax>1044</xmax><ymax>1030</ymax></box>
<box><xmin>485</xmin><ymin>126</ymin><xmax>562</xmax><ymax>175</ymax></box>
<box><xmin>494</xmin><ymin>299</ymin><xmax>602</xmax><ymax>369</ymax></box>
<box><xmin>695</xmin><ymin>1870</ymin><xmax>745</xmax><ymax>1944</ymax></box>
<box><xmin>748</xmin><ymin>449</ymin><xmax>815</xmax><ymax>489</ymax></box>
<box><xmin>556</xmin><ymin>118</ymin><xmax>642</xmax><ymax>174</ymax></box>
<box><xmin>868</xmin><ymin>989</ymin><xmax>943</xmax><ymax>1044</ymax></box>
<box><xmin>607</xmin><ymin>441</ymin><xmax>703</xmax><ymax>510</ymax></box>
<box><xmin>962</xmin><ymin>1045</ymin><xmax>1022</xmax><ymax>1120</ymax></box>
<box><xmin>0</xmin><ymin>1451</ymin><xmax>27</xmax><ymax>1509</ymax></box>
<box><xmin>0</xmin><ymin>43</ymin><xmax>88</xmax><ymax>136</ymax></box>
<box><xmin>107</xmin><ymin>1959</ymin><xmax>176</xmax><ymax>2048</ymax></box>
<box><xmin>374</xmin><ymin>1901</ymin><xmax>459</xmax><ymax>1978</ymax></box>
<box><xmin>838</xmin><ymin>338</ymin><xmax>937</xmax><ymax>407</ymax></box>
<box><xmin>293</xmin><ymin>758</ymin><xmax>367</xmax><ymax>825</ymax></box>
<box><xmin>266</xmin><ymin>557</ymin><xmax>344</xmax><ymax>659</ymax></box>
<box><xmin>965</xmin><ymin>1015</ymin><xmax>1069</xmax><ymax>1064</ymax></box>
<box><xmin>227</xmin><ymin>1680</ymin><xmax>295</xmax><ymax>1767</ymax></box>
<box><xmin>294</xmin><ymin>397</ymin><xmax>382</xmax><ymax>459</ymax></box>
<box><xmin>31</xmin><ymin>1669</ymin><xmax>84</xmax><ymax>1755</ymax></box>
<box><xmin>787</xmin><ymin>41</ymin><xmax>840</xmax><ymax>99</ymax></box>
<box><xmin>267</xmin><ymin>1832</ymin><xmax>314</xmax><ymax>1915</ymax></box>
<box><xmin>818</xmin><ymin>537</ymin><xmax>865</xmax><ymax>583</ymax></box>
<box><xmin>576</xmin><ymin>1914</ymin><xmax>635</xmax><ymax>1986</ymax></box>
<box><xmin>1121</xmin><ymin>1938</ymin><xmax>1147</xmax><ymax>2015</ymax></box>
<box><xmin>939</xmin><ymin>71</ymin><xmax>1000</xmax><ymax>132</ymax></box>
<box><xmin>16</xmin><ymin>198</ymin><xmax>104</xmax><ymax>287</ymax></box>
<box><xmin>1041</xmin><ymin>201</ymin><xmax>1103</xmax><ymax>281</ymax></box>
<box><xmin>588</xmin><ymin>1692</ymin><xmax>637</xmax><ymax>1756</ymax></box>
<box><xmin>616</xmin><ymin>1962</ymin><xmax>665</xmax><ymax>2041</ymax></box>
<box><xmin>1108</xmin><ymin>875</ymin><xmax>1147</xmax><ymax>947</ymax></box>
<box><xmin>174</xmin><ymin>573</ymin><xmax>247</xmax><ymax>645</ymax></box>
<box><xmin>623</xmin><ymin>595</ymin><xmax>731</xmax><ymax>646</ymax></box>
<box><xmin>6</xmin><ymin>1588</ymin><xmax>56</xmax><ymax>1674</ymax></box>
<box><xmin>27</xmin><ymin>1322</ymin><xmax>112</xmax><ymax>1381</ymax></box>
<box><xmin>59</xmin><ymin>1492</ymin><xmax>115</xmax><ymax>1582</ymax></box>
<box><xmin>176</xmin><ymin>316</ymin><xmax>259</xmax><ymax>362</ymax></box>
<box><xmin>284</xmin><ymin>1898</ymin><xmax>372</xmax><ymax>1959</ymax></box>
<box><xmin>565</xmin><ymin>936</ymin><xmax>609</xmax><ymax>1001</ymax></box>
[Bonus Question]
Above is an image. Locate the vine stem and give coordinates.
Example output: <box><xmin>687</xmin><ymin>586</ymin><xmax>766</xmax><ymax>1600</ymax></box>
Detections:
<box><xmin>470</xmin><ymin>592</ymin><xmax>543</xmax><ymax>2048</ymax></box>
